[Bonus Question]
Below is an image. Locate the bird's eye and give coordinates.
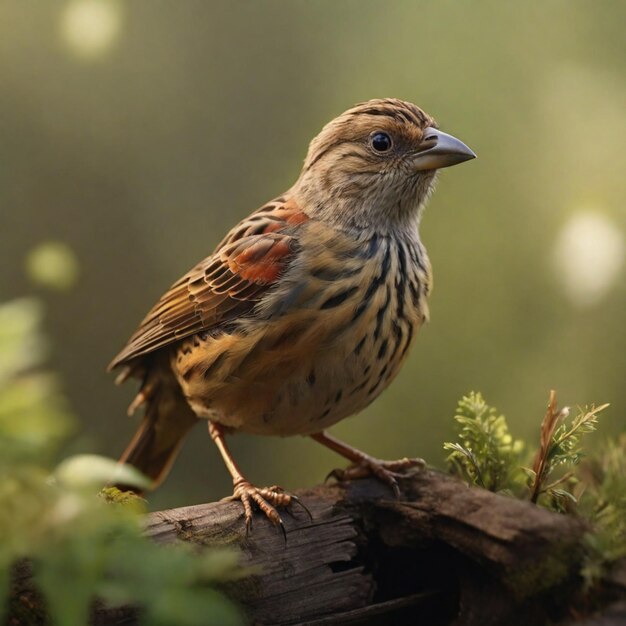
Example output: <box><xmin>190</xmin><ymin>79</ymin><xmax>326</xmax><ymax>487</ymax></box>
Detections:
<box><xmin>370</xmin><ymin>132</ymin><xmax>392</xmax><ymax>153</ymax></box>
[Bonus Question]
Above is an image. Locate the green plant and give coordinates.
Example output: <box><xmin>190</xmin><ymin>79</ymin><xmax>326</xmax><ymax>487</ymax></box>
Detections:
<box><xmin>0</xmin><ymin>296</ymin><xmax>245</xmax><ymax>625</ymax></box>
<box><xmin>577</xmin><ymin>436</ymin><xmax>626</xmax><ymax>585</ymax></box>
<box><xmin>444</xmin><ymin>390</ymin><xmax>622</xmax><ymax>585</ymax></box>
<box><xmin>525</xmin><ymin>390</ymin><xmax>608</xmax><ymax>509</ymax></box>
<box><xmin>443</xmin><ymin>391</ymin><xmax>525</xmax><ymax>493</ymax></box>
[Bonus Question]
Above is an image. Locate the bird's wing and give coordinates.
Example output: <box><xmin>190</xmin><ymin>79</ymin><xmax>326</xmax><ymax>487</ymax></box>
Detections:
<box><xmin>108</xmin><ymin>200</ymin><xmax>308</xmax><ymax>370</ymax></box>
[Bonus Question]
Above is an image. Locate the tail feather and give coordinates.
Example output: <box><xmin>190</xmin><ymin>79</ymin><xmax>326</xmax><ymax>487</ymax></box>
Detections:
<box><xmin>116</xmin><ymin>365</ymin><xmax>198</xmax><ymax>493</ymax></box>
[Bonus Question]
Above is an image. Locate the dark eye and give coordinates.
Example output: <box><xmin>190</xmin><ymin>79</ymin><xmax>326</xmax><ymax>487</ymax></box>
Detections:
<box><xmin>370</xmin><ymin>132</ymin><xmax>392</xmax><ymax>153</ymax></box>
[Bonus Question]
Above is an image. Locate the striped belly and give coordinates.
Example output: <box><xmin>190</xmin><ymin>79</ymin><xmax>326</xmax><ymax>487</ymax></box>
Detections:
<box><xmin>173</xmin><ymin>233</ymin><xmax>431</xmax><ymax>436</ymax></box>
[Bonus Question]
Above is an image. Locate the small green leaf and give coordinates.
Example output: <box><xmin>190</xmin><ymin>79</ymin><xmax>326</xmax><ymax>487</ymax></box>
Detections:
<box><xmin>54</xmin><ymin>455</ymin><xmax>151</xmax><ymax>490</ymax></box>
<box><xmin>550</xmin><ymin>488</ymin><xmax>578</xmax><ymax>503</ymax></box>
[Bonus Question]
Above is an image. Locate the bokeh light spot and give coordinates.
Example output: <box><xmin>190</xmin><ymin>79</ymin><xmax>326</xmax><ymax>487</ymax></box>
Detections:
<box><xmin>60</xmin><ymin>0</ymin><xmax>122</xmax><ymax>59</ymax></box>
<box><xmin>26</xmin><ymin>242</ymin><xmax>80</xmax><ymax>292</ymax></box>
<box><xmin>553</xmin><ymin>210</ymin><xmax>625</xmax><ymax>308</ymax></box>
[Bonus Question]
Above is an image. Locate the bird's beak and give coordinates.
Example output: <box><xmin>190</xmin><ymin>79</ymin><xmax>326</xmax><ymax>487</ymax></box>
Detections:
<box><xmin>413</xmin><ymin>127</ymin><xmax>476</xmax><ymax>171</ymax></box>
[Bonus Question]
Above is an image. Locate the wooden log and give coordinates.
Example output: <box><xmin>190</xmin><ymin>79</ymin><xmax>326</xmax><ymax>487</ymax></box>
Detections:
<box><xmin>11</xmin><ymin>470</ymin><xmax>626</xmax><ymax>625</ymax></box>
<box><xmin>140</xmin><ymin>469</ymin><xmax>592</xmax><ymax>625</ymax></box>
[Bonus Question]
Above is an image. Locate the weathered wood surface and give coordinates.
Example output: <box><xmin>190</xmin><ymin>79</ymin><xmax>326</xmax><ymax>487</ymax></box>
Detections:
<box><xmin>11</xmin><ymin>470</ymin><xmax>626</xmax><ymax>625</ymax></box>
<box><xmin>140</xmin><ymin>469</ymin><xmax>610</xmax><ymax>625</ymax></box>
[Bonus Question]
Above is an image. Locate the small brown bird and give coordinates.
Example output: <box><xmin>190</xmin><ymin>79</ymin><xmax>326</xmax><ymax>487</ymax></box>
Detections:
<box><xmin>109</xmin><ymin>98</ymin><xmax>475</xmax><ymax>530</ymax></box>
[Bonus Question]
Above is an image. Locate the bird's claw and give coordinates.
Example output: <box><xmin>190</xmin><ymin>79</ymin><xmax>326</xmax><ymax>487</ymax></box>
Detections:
<box><xmin>289</xmin><ymin>495</ymin><xmax>314</xmax><ymax>521</ymax></box>
<box><xmin>326</xmin><ymin>456</ymin><xmax>425</xmax><ymax>497</ymax></box>
<box><xmin>224</xmin><ymin>480</ymin><xmax>312</xmax><ymax>538</ymax></box>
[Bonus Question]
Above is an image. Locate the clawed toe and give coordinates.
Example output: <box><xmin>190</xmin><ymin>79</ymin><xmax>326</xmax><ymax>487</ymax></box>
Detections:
<box><xmin>381</xmin><ymin>457</ymin><xmax>426</xmax><ymax>473</ymax></box>
<box><xmin>326</xmin><ymin>456</ymin><xmax>425</xmax><ymax>497</ymax></box>
<box><xmin>289</xmin><ymin>495</ymin><xmax>314</xmax><ymax>521</ymax></box>
<box><xmin>228</xmin><ymin>480</ymin><xmax>311</xmax><ymax>537</ymax></box>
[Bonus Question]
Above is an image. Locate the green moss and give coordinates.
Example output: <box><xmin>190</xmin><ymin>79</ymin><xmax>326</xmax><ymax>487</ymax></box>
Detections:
<box><xmin>506</xmin><ymin>541</ymin><xmax>583</xmax><ymax>599</ymax></box>
<box><xmin>99</xmin><ymin>486</ymin><xmax>146</xmax><ymax>508</ymax></box>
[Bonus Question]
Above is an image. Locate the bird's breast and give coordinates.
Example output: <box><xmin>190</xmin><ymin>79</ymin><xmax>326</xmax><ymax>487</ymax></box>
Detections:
<box><xmin>173</xmin><ymin>229</ymin><xmax>432</xmax><ymax>436</ymax></box>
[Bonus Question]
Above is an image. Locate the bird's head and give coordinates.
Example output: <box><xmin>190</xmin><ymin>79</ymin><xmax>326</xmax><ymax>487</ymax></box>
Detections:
<box><xmin>294</xmin><ymin>98</ymin><xmax>475</xmax><ymax>232</ymax></box>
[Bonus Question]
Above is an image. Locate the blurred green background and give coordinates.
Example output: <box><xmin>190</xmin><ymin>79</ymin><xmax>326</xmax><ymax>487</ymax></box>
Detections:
<box><xmin>1</xmin><ymin>1</ymin><xmax>624</xmax><ymax>511</ymax></box>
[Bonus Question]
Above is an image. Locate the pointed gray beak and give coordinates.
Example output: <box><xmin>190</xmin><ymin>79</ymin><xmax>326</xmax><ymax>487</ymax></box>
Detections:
<box><xmin>413</xmin><ymin>127</ymin><xmax>476</xmax><ymax>171</ymax></box>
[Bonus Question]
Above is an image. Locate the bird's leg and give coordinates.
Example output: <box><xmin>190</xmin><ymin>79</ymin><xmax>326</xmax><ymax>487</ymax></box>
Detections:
<box><xmin>208</xmin><ymin>421</ymin><xmax>309</xmax><ymax>535</ymax></box>
<box><xmin>310</xmin><ymin>430</ymin><xmax>425</xmax><ymax>497</ymax></box>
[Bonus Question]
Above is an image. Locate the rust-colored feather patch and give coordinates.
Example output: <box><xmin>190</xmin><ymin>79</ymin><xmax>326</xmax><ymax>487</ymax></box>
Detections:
<box><xmin>108</xmin><ymin>198</ymin><xmax>308</xmax><ymax>371</ymax></box>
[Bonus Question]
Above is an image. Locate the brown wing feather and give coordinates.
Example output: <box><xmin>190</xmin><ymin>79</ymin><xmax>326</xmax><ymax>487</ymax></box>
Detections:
<box><xmin>108</xmin><ymin>200</ymin><xmax>307</xmax><ymax>371</ymax></box>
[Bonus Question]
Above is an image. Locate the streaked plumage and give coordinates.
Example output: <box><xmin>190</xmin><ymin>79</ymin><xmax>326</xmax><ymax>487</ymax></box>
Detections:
<box><xmin>109</xmin><ymin>98</ymin><xmax>475</xmax><ymax>530</ymax></box>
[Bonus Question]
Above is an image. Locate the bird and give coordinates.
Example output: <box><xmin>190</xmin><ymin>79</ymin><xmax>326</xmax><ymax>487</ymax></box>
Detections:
<box><xmin>108</xmin><ymin>98</ymin><xmax>475</xmax><ymax>532</ymax></box>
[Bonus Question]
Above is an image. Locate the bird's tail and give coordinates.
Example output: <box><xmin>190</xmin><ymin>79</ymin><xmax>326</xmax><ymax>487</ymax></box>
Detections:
<box><xmin>116</xmin><ymin>365</ymin><xmax>198</xmax><ymax>493</ymax></box>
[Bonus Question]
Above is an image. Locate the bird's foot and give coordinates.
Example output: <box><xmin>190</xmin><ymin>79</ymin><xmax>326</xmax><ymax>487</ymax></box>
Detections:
<box><xmin>222</xmin><ymin>481</ymin><xmax>311</xmax><ymax>538</ymax></box>
<box><xmin>327</xmin><ymin>456</ymin><xmax>425</xmax><ymax>497</ymax></box>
